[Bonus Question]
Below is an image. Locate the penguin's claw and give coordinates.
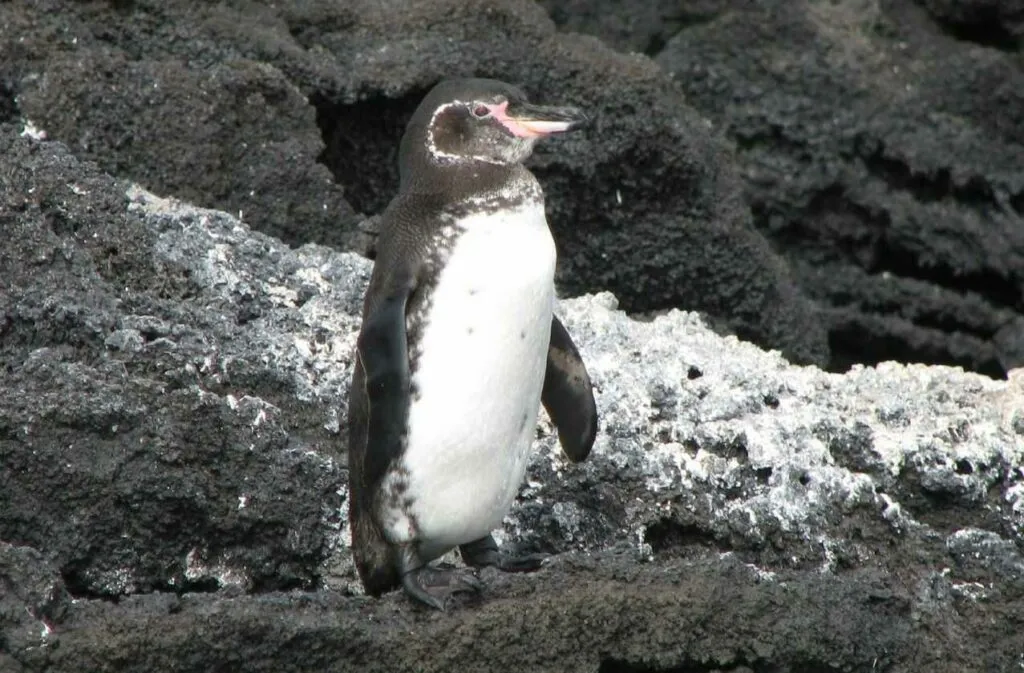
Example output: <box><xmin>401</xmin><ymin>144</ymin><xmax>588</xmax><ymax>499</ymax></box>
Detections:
<box><xmin>495</xmin><ymin>552</ymin><xmax>549</xmax><ymax>573</ymax></box>
<box><xmin>459</xmin><ymin>535</ymin><xmax>549</xmax><ymax>573</ymax></box>
<box><xmin>401</xmin><ymin>566</ymin><xmax>483</xmax><ymax>611</ymax></box>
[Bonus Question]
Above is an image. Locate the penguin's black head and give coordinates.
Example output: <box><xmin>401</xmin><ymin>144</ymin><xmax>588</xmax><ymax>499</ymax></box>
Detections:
<box><xmin>398</xmin><ymin>78</ymin><xmax>588</xmax><ymax>190</ymax></box>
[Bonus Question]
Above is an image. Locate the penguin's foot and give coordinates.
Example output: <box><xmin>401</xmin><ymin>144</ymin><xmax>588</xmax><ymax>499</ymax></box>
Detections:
<box><xmin>459</xmin><ymin>535</ymin><xmax>549</xmax><ymax>573</ymax></box>
<box><xmin>401</xmin><ymin>565</ymin><xmax>483</xmax><ymax>611</ymax></box>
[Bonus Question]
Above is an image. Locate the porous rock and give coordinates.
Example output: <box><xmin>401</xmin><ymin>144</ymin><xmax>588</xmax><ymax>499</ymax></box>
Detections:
<box><xmin>540</xmin><ymin>0</ymin><xmax>1024</xmax><ymax>377</ymax></box>
<box><xmin>1</xmin><ymin>0</ymin><xmax>829</xmax><ymax>367</ymax></box>
<box><xmin>651</xmin><ymin>0</ymin><xmax>1023</xmax><ymax>376</ymax></box>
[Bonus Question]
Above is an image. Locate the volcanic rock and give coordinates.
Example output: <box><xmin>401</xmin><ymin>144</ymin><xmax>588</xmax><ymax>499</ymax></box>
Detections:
<box><xmin>1</xmin><ymin>0</ymin><xmax>829</xmax><ymax>366</ymax></box>
<box><xmin>2</xmin><ymin>128</ymin><xmax>1023</xmax><ymax>672</ymax></box>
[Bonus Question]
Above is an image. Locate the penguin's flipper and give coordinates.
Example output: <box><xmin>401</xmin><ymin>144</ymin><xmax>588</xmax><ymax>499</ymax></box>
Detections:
<box><xmin>355</xmin><ymin>268</ymin><xmax>419</xmax><ymax>493</ymax></box>
<box><xmin>541</xmin><ymin>315</ymin><xmax>598</xmax><ymax>463</ymax></box>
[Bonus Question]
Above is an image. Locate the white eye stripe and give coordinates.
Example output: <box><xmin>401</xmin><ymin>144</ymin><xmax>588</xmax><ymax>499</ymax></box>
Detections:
<box><xmin>426</xmin><ymin>100</ymin><xmax>504</xmax><ymax>165</ymax></box>
<box><xmin>424</xmin><ymin>98</ymin><xmax>533</xmax><ymax>166</ymax></box>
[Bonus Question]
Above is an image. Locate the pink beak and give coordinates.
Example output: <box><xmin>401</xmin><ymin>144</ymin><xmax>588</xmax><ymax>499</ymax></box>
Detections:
<box><xmin>490</xmin><ymin>100</ymin><xmax>589</xmax><ymax>138</ymax></box>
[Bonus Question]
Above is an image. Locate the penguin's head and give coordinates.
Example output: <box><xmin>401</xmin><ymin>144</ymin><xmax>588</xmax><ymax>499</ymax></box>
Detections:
<box><xmin>399</xmin><ymin>78</ymin><xmax>588</xmax><ymax>188</ymax></box>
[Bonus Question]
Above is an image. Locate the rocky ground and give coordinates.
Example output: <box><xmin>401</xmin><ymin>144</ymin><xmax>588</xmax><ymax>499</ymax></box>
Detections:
<box><xmin>2</xmin><ymin>1</ymin><xmax>1024</xmax><ymax>671</ymax></box>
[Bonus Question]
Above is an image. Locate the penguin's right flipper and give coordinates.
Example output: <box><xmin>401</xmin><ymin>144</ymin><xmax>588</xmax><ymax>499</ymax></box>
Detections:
<box><xmin>542</xmin><ymin>315</ymin><xmax>598</xmax><ymax>463</ymax></box>
<box><xmin>355</xmin><ymin>265</ymin><xmax>419</xmax><ymax>493</ymax></box>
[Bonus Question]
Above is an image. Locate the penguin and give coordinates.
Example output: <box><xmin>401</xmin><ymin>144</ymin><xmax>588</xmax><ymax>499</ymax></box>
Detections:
<box><xmin>347</xmin><ymin>78</ymin><xmax>597</xmax><ymax>610</ymax></box>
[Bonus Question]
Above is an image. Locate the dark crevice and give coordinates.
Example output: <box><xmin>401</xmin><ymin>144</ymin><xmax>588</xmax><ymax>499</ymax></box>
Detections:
<box><xmin>110</xmin><ymin>0</ymin><xmax>136</xmax><ymax>14</ymax></box>
<box><xmin>643</xmin><ymin>33</ymin><xmax>670</xmax><ymax>57</ymax></box>
<box><xmin>828</xmin><ymin>320</ymin><xmax>1006</xmax><ymax>379</ymax></box>
<box><xmin>928</xmin><ymin>11</ymin><xmax>1021</xmax><ymax>53</ymax></box>
<box><xmin>955</xmin><ymin>459</ymin><xmax>974</xmax><ymax>475</ymax></box>
<box><xmin>733</xmin><ymin>125</ymin><xmax>810</xmax><ymax>157</ymax></box>
<box><xmin>745</xmin><ymin>137</ymin><xmax>1024</xmax><ymax>319</ymax></box>
<box><xmin>160</xmin><ymin>577</ymin><xmax>221</xmax><ymax>594</ymax></box>
<box><xmin>772</xmin><ymin>180</ymin><xmax>1022</xmax><ymax>316</ymax></box>
<box><xmin>702</xmin><ymin>435</ymin><xmax>749</xmax><ymax>464</ymax></box>
<box><xmin>283</xmin><ymin>9</ymin><xmax>358</xmax><ymax>49</ymax></box>
<box><xmin>868</xmin><ymin>243</ymin><xmax>1021</xmax><ymax>317</ymax></box>
<box><xmin>889</xmin><ymin>463</ymin><xmax>1012</xmax><ymax>536</ymax></box>
<box><xmin>0</xmin><ymin>81</ymin><xmax>18</xmax><ymax>124</ymax></box>
<box><xmin>58</xmin><ymin>566</ymin><xmax>123</xmax><ymax>602</ymax></box>
<box><xmin>311</xmin><ymin>89</ymin><xmax>426</xmax><ymax>216</ymax></box>
<box><xmin>767</xmin><ymin>188</ymin><xmax>1014</xmax><ymax>377</ymax></box>
<box><xmin>644</xmin><ymin>518</ymin><xmax>728</xmax><ymax>555</ymax></box>
<box><xmin>645</xmin><ymin>10</ymin><xmax>721</xmax><ymax>57</ymax></box>
<box><xmin>250</xmin><ymin>575</ymin><xmax>310</xmax><ymax>593</ymax></box>
<box><xmin>857</xmin><ymin>138</ymin><xmax>1020</xmax><ymax>215</ymax></box>
<box><xmin>896</xmin><ymin>309</ymin><xmax>995</xmax><ymax>344</ymax></box>
<box><xmin>1011</xmin><ymin>190</ymin><xmax>1024</xmax><ymax>215</ymax></box>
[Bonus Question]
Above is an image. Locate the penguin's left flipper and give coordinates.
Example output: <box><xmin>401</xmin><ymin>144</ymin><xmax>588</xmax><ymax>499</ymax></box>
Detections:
<box><xmin>459</xmin><ymin>534</ymin><xmax>548</xmax><ymax>573</ymax></box>
<box><xmin>355</xmin><ymin>266</ymin><xmax>419</xmax><ymax>492</ymax></box>
<box><xmin>542</xmin><ymin>315</ymin><xmax>598</xmax><ymax>463</ymax></box>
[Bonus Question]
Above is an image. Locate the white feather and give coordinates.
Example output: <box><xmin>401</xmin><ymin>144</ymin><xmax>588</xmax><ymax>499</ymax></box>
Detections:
<box><xmin>384</xmin><ymin>200</ymin><xmax>556</xmax><ymax>561</ymax></box>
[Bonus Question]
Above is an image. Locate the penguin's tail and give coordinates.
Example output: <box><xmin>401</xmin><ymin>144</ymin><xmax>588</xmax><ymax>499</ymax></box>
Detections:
<box><xmin>350</xmin><ymin>502</ymin><xmax>401</xmax><ymax>596</ymax></box>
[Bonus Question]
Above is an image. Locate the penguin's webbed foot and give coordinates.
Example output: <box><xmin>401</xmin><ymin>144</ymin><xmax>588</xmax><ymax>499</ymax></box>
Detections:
<box><xmin>401</xmin><ymin>565</ymin><xmax>483</xmax><ymax>611</ymax></box>
<box><xmin>459</xmin><ymin>535</ymin><xmax>549</xmax><ymax>573</ymax></box>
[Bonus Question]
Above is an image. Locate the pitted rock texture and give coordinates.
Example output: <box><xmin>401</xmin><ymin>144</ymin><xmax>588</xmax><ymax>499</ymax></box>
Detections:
<box><xmin>542</xmin><ymin>0</ymin><xmax>1024</xmax><ymax>379</ymax></box>
<box><xmin>1</xmin><ymin>0</ymin><xmax>831</xmax><ymax>367</ymax></box>
<box><xmin>3</xmin><ymin>129</ymin><xmax>1024</xmax><ymax>672</ymax></box>
<box><xmin>1</xmin><ymin>130</ymin><xmax>355</xmax><ymax>598</ymax></box>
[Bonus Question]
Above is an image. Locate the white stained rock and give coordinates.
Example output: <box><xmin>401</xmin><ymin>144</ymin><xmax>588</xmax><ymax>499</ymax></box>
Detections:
<box><xmin>126</xmin><ymin>183</ymin><xmax>1024</xmax><ymax>580</ymax></box>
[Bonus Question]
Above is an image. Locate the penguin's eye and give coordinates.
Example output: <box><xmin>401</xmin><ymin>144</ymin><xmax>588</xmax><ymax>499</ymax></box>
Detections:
<box><xmin>471</xmin><ymin>104</ymin><xmax>491</xmax><ymax>119</ymax></box>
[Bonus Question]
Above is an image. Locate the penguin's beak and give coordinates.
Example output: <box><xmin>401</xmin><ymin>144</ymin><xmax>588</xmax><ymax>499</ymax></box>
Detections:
<box><xmin>495</xmin><ymin>101</ymin><xmax>589</xmax><ymax>138</ymax></box>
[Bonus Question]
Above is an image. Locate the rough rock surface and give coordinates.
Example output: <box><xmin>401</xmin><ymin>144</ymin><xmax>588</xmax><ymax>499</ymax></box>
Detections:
<box><xmin>0</xmin><ymin>0</ymin><xmax>832</xmax><ymax>367</ymax></box>
<box><xmin>541</xmin><ymin>0</ymin><xmax>1024</xmax><ymax>378</ymax></box>
<box><xmin>3</xmin><ymin>129</ymin><xmax>1024</xmax><ymax>672</ymax></box>
<box><xmin>0</xmin><ymin>129</ymin><xmax>364</xmax><ymax>599</ymax></box>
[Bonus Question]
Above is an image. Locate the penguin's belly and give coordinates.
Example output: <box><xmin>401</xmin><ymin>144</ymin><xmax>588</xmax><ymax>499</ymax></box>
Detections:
<box><xmin>389</xmin><ymin>204</ymin><xmax>556</xmax><ymax>560</ymax></box>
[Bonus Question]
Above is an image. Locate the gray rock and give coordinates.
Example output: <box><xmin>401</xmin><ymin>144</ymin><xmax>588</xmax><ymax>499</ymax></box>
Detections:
<box><xmin>541</xmin><ymin>0</ymin><xmax>1024</xmax><ymax>378</ymax></box>
<box><xmin>649</xmin><ymin>0</ymin><xmax>1024</xmax><ymax>377</ymax></box>
<box><xmin>2</xmin><ymin>127</ymin><xmax>1023</xmax><ymax>671</ymax></box>
<box><xmin>0</xmin><ymin>0</ymin><xmax>829</xmax><ymax>367</ymax></box>
<box><xmin>0</xmin><ymin>128</ymin><xmax>351</xmax><ymax>597</ymax></box>
<box><xmin>0</xmin><ymin>543</ymin><xmax>69</xmax><ymax>661</ymax></box>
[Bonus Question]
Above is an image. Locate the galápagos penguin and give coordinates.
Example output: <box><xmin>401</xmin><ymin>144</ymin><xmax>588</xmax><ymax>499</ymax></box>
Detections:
<box><xmin>347</xmin><ymin>78</ymin><xmax>597</xmax><ymax>610</ymax></box>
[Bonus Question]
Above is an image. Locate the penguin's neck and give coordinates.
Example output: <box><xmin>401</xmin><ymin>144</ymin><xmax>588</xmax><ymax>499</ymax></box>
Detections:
<box><xmin>400</xmin><ymin>160</ymin><xmax>531</xmax><ymax>203</ymax></box>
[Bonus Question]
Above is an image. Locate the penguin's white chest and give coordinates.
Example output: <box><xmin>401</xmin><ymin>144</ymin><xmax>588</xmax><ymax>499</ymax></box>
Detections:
<box><xmin>388</xmin><ymin>202</ymin><xmax>556</xmax><ymax>559</ymax></box>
